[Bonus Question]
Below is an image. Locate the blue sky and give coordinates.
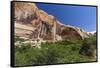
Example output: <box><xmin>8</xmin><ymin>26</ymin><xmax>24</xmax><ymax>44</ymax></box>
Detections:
<box><xmin>36</xmin><ymin>3</ymin><xmax>96</xmax><ymax>32</ymax></box>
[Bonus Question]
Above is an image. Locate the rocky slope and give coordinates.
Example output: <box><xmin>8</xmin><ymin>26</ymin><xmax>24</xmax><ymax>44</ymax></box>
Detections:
<box><xmin>14</xmin><ymin>2</ymin><xmax>90</xmax><ymax>42</ymax></box>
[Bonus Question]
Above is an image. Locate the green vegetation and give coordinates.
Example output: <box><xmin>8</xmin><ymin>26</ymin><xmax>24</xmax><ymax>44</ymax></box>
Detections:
<box><xmin>15</xmin><ymin>36</ymin><xmax>25</xmax><ymax>42</ymax></box>
<box><xmin>14</xmin><ymin>35</ymin><xmax>97</xmax><ymax>66</ymax></box>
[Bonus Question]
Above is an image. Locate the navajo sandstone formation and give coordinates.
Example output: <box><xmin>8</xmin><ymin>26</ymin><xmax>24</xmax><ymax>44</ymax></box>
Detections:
<box><xmin>14</xmin><ymin>2</ymin><xmax>90</xmax><ymax>43</ymax></box>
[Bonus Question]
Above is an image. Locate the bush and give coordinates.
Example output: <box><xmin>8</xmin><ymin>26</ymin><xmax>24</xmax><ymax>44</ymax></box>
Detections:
<box><xmin>15</xmin><ymin>36</ymin><xmax>25</xmax><ymax>42</ymax></box>
<box><xmin>33</xmin><ymin>48</ymin><xmax>59</xmax><ymax>65</ymax></box>
<box><xmin>15</xmin><ymin>39</ymin><xmax>97</xmax><ymax>66</ymax></box>
<box><xmin>79</xmin><ymin>39</ymin><xmax>94</xmax><ymax>57</ymax></box>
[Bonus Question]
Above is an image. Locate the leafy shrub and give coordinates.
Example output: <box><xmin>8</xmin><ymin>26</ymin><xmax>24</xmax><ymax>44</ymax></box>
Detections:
<box><xmin>79</xmin><ymin>39</ymin><xmax>95</xmax><ymax>57</ymax></box>
<box><xmin>15</xmin><ymin>38</ymin><xmax>97</xmax><ymax>66</ymax></box>
<box><xmin>33</xmin><ymin>48</ymin><xmax>59</xmax><ymax>65</ymax></box>
<box><xmin>15</xmin><ymin>36</ymin><xmax>25</xmax><ymax>42</ymax></box>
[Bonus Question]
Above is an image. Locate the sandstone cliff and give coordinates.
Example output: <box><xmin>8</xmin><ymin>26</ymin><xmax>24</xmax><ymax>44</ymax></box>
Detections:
<box><xmin>14</xmin><ymin>2</ymin><xmax>90</xmax><ymax>42</ymax></box>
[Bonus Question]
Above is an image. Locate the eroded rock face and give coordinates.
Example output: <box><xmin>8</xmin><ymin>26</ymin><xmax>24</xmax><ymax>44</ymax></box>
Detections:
<box><xmin>14</xmin><ymin>2</ymin><xmax>89</xmax><ymax>42</ymax></box>
<box><xmin>60</xmin><ymin>27</ymin><xmax>82</xmax><ymax>40</ymax></box>
<box><xmin>15</xmin><ymin>2</ymin><xmax>38</xmax><ymax>23</ymax></box>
